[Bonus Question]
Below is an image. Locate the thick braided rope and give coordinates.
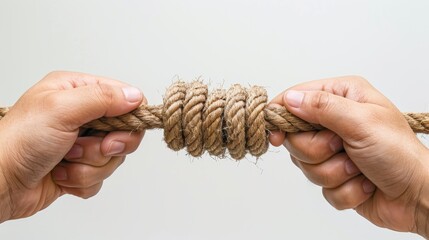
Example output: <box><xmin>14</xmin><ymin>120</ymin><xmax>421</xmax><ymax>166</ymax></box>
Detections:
<box><xmin>1</xmin><ymin>82</ymin><xmax>429</xmax><ymax>160</ymax></box>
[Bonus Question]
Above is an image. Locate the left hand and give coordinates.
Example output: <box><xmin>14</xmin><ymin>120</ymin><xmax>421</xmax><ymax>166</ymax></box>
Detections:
<box><xmin>268</xmin><ymin>76</ymin><xmax>429</xmax><ymax>236</ymax></box>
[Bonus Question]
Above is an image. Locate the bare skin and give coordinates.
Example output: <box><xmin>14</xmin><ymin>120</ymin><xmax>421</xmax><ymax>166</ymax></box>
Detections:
<box><xmin>269</xmin><ymin>76</ymin><xmax>429</xmax><ymax>238</ymax></box>
<box><xmin>0</xmin><ymin>71</ymin><xmax>145</xmax><ymax>222</ymax></box>
<box><xmin>2</xmin><ymin>73</ymin><xmax>429</xmax><ymax>238</ymax></box>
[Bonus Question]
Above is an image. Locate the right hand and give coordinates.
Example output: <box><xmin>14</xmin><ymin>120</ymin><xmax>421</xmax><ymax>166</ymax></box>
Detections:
<box><xmin>269</xmin><ymin>76</ymin><xmax>429</xmax><ymax>237</ymax></box>
<box><xmin>0</xmin><ymin>71</ymin><xmax>145</xmax><ymax>222</ymax></box>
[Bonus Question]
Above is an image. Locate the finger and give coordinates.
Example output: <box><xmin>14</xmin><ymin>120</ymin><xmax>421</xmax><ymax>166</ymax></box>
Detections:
<box><xmin>42</xmin><ymin>71</ymin><xmax>134</xmax><ymax>90</ymax></box>
<box><xmin>282</xmin><ymin>88</ymin><xmax>386</xmax><ymax>142</ymax></box>
<box><xmin>42</xmin><ymin>79</ymin><xmax>145</xmax><ymax>131</ymax></box>
<box><xmin>322</xmin><ymin>175</ymin><xmax>376</xmax><ymax>210</ymax></box>
<box><xmin>268</xmin><ymin>130</ymin><xmax>285</xmax><ymax>147</ymax></box>
<box><xmin>65</xmin><ymin>129</ymin><xmax>144</xmax><ymax>165</ymax></box>
<box><xmin>269</xmin><ymin>76</ymin><xmax>388</xmax><ymax>107</ymax></box>
<box><xmin>283</xmin><ymin>130</ymin><xmax>343</xmax><ymax>164</ymax></box>
<box><xmin>52</xmin><ymin>156</ymin><xmax>125</xmax><ymax>188</ymax></box>
<box><xmin>64</xmin><ymin>136</ymin><xmax>110</xmax><ymax>167</ymax></box>
<box><xmin>62</xmin><ymin>182</ymin><xmax>103</xmax><ymax>199</ymax></box>
<box><xmin>58</xmin><ymin>82</ymin><xmax>142</xmax><ymax>120</ymax></box>
<box><xmin>291</xmin><ymin>153</ymin><xmax>361</xmax><ymax>188</ymax></box>
<box><xmin>101</xmin><ymin>131</ymin><xmax>145</xmax><ymax>157</ymax></box>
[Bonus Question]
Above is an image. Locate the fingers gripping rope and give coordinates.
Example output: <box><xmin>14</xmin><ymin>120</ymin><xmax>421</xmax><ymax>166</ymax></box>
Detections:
<box><xmin>1</xmin><ymin>82</ymin><xmax>429</xmax><ymax>160</ymax></box>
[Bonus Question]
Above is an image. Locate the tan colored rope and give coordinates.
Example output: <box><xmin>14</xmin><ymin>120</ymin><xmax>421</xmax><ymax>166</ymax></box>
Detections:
<box><xmin>1</xmin><ymin>81</ymin><xmax>429</xmax><ymax>160</ymax></box>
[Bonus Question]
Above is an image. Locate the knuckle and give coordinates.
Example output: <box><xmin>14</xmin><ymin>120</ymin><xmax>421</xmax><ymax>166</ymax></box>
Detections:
<box><xmin>74</xmin><ymin>166</ymin><xmax>92</xmax><ymax>187</ymax></box>
<box><xmin>93</xmin><ymin>83</ymin><xmax>114</xmax><ymax>109</ymax></box>
<box><xmin>311</xmin><ymin>91</ymin><xmax>332</xmax><ymax>112</ymax></box>
<box><xmin>303</xmin><ymin>147</ymin><xmax>324</xmax><ymax>163</ymax></box>
<box><xmin>303</xmin><ymin>165</ymin><xmax>334</xmax><ymax>188</ymax></box>
<box><xmin>288</xmin><ymin>132</ymin><xmax>331</xmax><ymax>164</ymax></box>
<box><xmin>332</xmin><ymin>76</ymin><xmax>371</xmax><ymax>102</ymax></box>
<box><xmin>322</xmin><ymin>190</ymin><xmax>342</xmax><ymax>210</ymax></box>
<box><xmin>324</xmin><ymin>187</ymin><xmax>356</xmax><ymax>210</ymax></box>
<box><xmin>319</xmin><ymin>168</ymin><xmax>334</xmax><ymax>188</ymax></box>
<box><xmin>337</xmin><ymin>196</ymin><xmax>355</xmax><ymax>210</ymax></box>
<box><xmin>94</xmin><ymin>156</ymin><xmax>110</xmax><ymax>167</ymax></box>
<box><xmin>344</xmin><ymin>75</ymin><xmax>372</xmax><ymax>94</ymax></box>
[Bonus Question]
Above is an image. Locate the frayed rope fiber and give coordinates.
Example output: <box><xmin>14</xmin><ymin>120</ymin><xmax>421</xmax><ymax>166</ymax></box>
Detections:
<box><xmin>1</xmin><ymin>81</ymin><xmax>429</xmax><ymax>160</ymax></box>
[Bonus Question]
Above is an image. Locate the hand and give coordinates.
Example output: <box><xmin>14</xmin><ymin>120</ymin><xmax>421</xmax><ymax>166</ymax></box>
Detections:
<box><xmin>269</xmin><ymin>76</ymin><xmax>429</xmax><ymax>237</ymax></box>
<box><xmin>0</xmin><ymin>71</ymin><xmax>146</xmax><ymax>222</ymax></box>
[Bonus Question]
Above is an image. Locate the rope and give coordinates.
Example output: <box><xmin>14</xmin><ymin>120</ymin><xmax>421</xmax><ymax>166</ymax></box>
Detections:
<box><xmin>1</xmin><ymin>81</ymin><xmax>429</xmax><ymax>160</ymax></box>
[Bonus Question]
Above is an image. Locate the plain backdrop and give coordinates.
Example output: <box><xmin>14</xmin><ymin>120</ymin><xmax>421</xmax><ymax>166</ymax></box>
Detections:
<box><xmin>1</xmin><ymin>0</ymin><xmax>429</xmax><ymax>239</ymax></box>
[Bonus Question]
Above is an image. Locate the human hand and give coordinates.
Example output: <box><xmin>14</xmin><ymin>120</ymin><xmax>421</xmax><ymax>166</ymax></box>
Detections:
<box><xmin>0</xmin><ymin>71</ymin><xmax>145</xmax><ymax>222</ymax></box>
<box><xmin>269</xmin><ymin>76</ymin><xmax>429</xmax><ymax>237</ymax></box>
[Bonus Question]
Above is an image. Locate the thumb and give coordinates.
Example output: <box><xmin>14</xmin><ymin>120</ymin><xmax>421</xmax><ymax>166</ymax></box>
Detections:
<box><xmin>283</xmin><ymin>90</ymin><xmax>367</xmax><ymax>138</ymax></box>
<box><xmin>47</xmin><ymin>83</ymin><xmax>144</xmax><ymax>130</ymax></box>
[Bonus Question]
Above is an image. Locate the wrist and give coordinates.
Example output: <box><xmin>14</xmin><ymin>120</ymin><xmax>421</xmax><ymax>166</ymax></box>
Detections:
<box><xmin>415</xmin><ymin>182</ymin><xmax>429</xmax><ymax>238</ymax></box>
<box><xmin>414</xmin><ymin>149</ymin><xmax>429</xmax><ymax>237</ymax></box>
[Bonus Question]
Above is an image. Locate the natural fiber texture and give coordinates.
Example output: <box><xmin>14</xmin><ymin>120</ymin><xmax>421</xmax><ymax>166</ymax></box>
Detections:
<box><xmin>1</xmin><ymin>82</ymin><xmax>429</xmax><ymax>160</ymax></box>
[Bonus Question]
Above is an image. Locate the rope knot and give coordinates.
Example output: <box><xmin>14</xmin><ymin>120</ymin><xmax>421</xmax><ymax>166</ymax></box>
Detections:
<box><xmin>163</xmin><ymin>81</ymin><xmax>269</xmax><ymax>159</ymax></box>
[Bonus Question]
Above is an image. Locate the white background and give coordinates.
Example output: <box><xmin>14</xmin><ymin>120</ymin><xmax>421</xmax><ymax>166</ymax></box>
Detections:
<box><xmin>1</xmin><ymin>0</ymin><xmax>429</xmax><ymax>239</ymax></box>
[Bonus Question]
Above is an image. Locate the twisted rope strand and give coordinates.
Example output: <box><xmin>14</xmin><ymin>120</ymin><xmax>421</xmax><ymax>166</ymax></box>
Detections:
<box><xmin>1</xmin><ymin>82</ymin><xmax>429</xmax><ymax>160</ymax></box>
<box><xmin>225</xmin><ymin>84</ymin><xmax>247</xmax><ymax>160</ymax></box>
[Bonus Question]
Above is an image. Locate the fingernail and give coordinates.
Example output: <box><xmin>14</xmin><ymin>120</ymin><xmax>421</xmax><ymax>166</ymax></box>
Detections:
<box><xmin>329</xmin><ymin>136</ymin><xmax>343</xmax><ymax>152</ymax></box>
<box><xmin>65</xmin><ymin>144</ymin><xmax>83</xmax><ymax>159</ymax></box>
<box><xmin>344</xmin><ymin>159</ymin><xmax>360</xmax><ymax>175</ymax></box>
<box><xmin>52</xmin><ymin>166</ymin><xmax>68</xmax><ymax>181</ymax></box>
<box><xmin>106</xmin><ymin>141</ymin><xmax>126</xmax><ymax>156</ymax></box>
<box><xmin>362</xmin><ymin>179</ymin><xmax>376</xmax><ymax>194</ymax></box>
<box><xmin>284</xmin><ymin>90</ymin><xmax>304</xmax><ymax>108</ymax></box>
<box><xmin>122</xmin><ymin>87</ymin><xmax>142</xmax><ymax>103</ymax></box>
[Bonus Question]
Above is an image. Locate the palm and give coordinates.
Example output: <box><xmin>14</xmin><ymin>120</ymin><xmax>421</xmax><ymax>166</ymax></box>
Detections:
<box><xmin>356</xmin><ymin>190</ymin><xmax>415</xmax><ymax>233</ymax></box>
<box><xmin>12</xmin><ymin>175</ymin><xmax>63</xmax><ymax>219</ymax></box>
